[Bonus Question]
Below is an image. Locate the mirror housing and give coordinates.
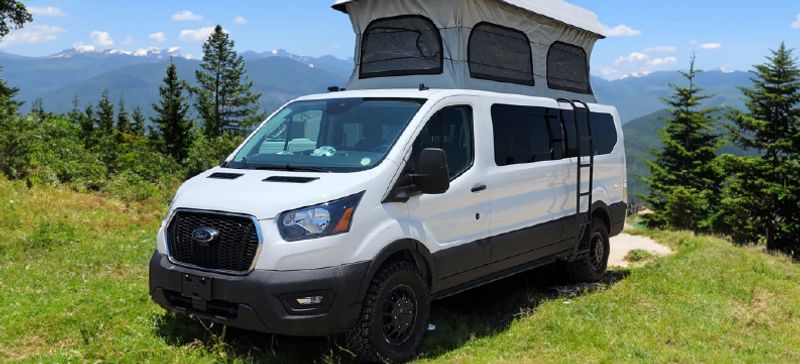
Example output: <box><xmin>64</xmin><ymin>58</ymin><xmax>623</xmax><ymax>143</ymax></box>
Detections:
<box><xmin>415</xmin><ymin>148</ymin><xmax>450</xmax><ymax>194</ymax></box>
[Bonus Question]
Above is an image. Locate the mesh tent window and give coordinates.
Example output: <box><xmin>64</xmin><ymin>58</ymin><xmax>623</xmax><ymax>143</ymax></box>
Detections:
<box><xmin>468</xmin><ymin>22</ymin><xmax>534</xmax><ymax>86</ymax></box>
<box><xmin>359</xmin><ymin>15</ymin><xmax>443</xmax><ymax>79</ymax></box>
<box><xmin>547</xmin><ymin>42</ymin><xmax>591</xmax><ymax>93</ymax></box>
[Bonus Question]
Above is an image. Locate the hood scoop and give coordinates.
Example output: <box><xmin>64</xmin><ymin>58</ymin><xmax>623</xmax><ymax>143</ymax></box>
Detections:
<box><xmin>208</xmin><ymin>172</ymin><xmax>244</xmax><ymax>180</ymax></box>
<box><xmin>263</xmin><ymin>176</ymin><xmax>319</xmax><ymax>183</ymax></box>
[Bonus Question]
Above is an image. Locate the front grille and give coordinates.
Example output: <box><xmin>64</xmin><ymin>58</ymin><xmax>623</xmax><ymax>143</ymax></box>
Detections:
<box><xmin>166</xmin><ymin>211</ymin><xmax>260</xmax><ymax>273</ymax></box>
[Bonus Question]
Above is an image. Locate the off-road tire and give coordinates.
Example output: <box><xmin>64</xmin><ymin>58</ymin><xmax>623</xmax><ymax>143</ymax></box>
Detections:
<box><xmin>565</xmin><ymin>217</ymin><xmax>610</xmax><ymax>283</ymax></box>
<box><xmin>346</xmin><ymin>261</ymin><xmax>430</xmax><ymax>363</ymax></box>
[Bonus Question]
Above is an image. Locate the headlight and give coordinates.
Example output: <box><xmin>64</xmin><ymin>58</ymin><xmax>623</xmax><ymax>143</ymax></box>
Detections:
<box><xmin>278</xmin><ymin>192</ymin><xmax>365</xmax><ymax>241</ymax></box>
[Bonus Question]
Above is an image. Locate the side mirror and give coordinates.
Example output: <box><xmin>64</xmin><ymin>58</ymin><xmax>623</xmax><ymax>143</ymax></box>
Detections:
<box><xmin>415</xmin><ymin>148</ymin><xmax>450</xmax><ymax>194</ymax></box>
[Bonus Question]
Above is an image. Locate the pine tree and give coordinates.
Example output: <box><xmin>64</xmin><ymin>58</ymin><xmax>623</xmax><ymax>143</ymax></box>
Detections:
<box><xmin>194</xmin><ymin>25</ymin><xmax>264</xmax><ymax>137</ymax></box>
<box><xmin>720</xmin><ymin>43</ymin><xmax>800</xmax><ymax>254</ymax></box>
<box><xmin>97</xmin><ymin>89</ymin><xmax>115</xmax><ymax>133</ymax></box>
<box><xmin>0</xmin><ymin>67</ymin><xmax>21</xmax><ymax>119</ymax></box>
<box><xmin>80</xmin><ymin>105</ymin><xmax>95</xmax><ymax>142</ymax></box>
<box><xmin>69</xmin><ymin>94</ymin><xmax>82</xmax><ymax>124</ymax></box>
<box><xmin>152</xmin><ymin>61</ymin><xmax>193</xmax><ymax>161</ymax></box>
<box><xmin>0</xmin><ymin>0</ymin><xmax>32</xmax><ymax>39</ymax></box>
<box><xmin>643</xmin><ymin>57</ymin><xmax>723</xmax><ymax>231</ymax></box>
<box><xmin>117</xmin><ymin>96</ymin><xmax>130</xmax><ymax>132</ymax></box>
<box><xmin>131</xmin><ymin>106</ymin><xmax>145</xmax><ymax>135</ymax></box>
<box><xmin>30</xmin><ymin>97</ymin><xmax>45</xmax><ymax>120</ymax></box>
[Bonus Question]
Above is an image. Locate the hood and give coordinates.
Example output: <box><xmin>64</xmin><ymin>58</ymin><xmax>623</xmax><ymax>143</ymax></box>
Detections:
<box><xmin>170</xmin><ymin>167</ymin><xmax>382</xmax><ymax>219</ymax></box>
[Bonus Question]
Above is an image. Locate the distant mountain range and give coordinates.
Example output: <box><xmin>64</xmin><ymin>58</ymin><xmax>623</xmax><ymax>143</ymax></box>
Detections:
<box><xmin>0</xmin><ymin>46</ymin><xmax>354</xmax><ymax>115</ymax></box>
<box><xmin>1</xmin><ymin>46</ymin><xmax>751</xmax><ymax>122</ymax></box>
<box><xmin>593</xmin><ymin>70</ymin><xmax>751</xmax><ymax>123</ymax></box>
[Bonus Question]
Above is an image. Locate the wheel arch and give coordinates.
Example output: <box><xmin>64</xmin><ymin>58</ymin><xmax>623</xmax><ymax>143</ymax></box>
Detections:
<box><xmin>591</xmin><ymin>200</ymin><xmax>611</xmax><ymax>233</ymax></box>
<box><xmin>356</xmin><ymin>239</ymin><xmax>435</xmax><ymax>302</ymax></box>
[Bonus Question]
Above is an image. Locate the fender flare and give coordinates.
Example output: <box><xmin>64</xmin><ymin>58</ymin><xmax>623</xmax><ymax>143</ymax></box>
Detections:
<box><xmin>355</xmin><ymin>239</ymin><xmax>435</xmax><ymax>302</ymax></box>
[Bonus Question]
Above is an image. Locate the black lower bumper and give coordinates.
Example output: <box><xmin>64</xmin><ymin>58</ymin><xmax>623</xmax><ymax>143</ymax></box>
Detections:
<box><xmin>148</xmin><ymin>252</ymin><xmax>369</xmax><ymax>337</ymax></box>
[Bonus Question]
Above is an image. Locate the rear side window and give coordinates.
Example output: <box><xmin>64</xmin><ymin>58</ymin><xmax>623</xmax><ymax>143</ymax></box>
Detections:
<box><xmin>492</xmin><ymin>105</ymin><xmax>617</xmax><ymax>165</ymax></box>
<box><xmin>360</xmin><ymin>16</ymin><xmax>443</xmax><ymax>79</ymax></box>
<box><xmin>547</xmin><ymin>42</ymin><xmax>591</xmax><ymax>93</ymax></box>
<box><xmin>562</xmin><ymin>110</ymin><xmax>617</xmax><ymax>157</ymax></box>
<box><xmin>491</xmin><ymin>105</ymin><xmax>553</xmax><ymax>166</ymax></box>
<box><xmin>468</xmin><ymin>23</ymin><xmax>534</xmax><ymax>86</ymax></box>
<box><xmin>590</xmin><ymin>113</ymin><xmax>617</xmax><ymax>155</ymax></box>
<box><xmin>411</xmin><ymin>106</ymin><xmax>474</xmax><ymax>179</ymax></box>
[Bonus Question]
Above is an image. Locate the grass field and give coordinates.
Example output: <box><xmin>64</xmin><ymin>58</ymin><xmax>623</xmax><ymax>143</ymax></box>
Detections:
<box><xmin>1</xmin><ymin>179</ymin><xmax>799</xmax><ymax>363</ymax></box>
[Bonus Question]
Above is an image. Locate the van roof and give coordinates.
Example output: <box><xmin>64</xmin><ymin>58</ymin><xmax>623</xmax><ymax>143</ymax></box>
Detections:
<box><xmin>293</xmin><ymin>88</ymin><xmax>617</xmax><ymax>114</ymax></box>
<box><xmin>331</xmin><ymin>0</ymin><xmax>605</xmax><ymax>37</ymax></box>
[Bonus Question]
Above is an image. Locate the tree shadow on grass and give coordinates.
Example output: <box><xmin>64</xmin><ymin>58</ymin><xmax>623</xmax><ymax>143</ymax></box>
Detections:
<box><xmin>153</xmin><ymin>265</ymin><xmax>630</xmax><ymax>363</ymax></box>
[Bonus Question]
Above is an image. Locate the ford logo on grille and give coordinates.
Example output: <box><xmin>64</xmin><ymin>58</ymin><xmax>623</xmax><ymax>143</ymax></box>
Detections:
<box><xmin>192</xmin><ymin>227</ymin><xmax>220</xmax><ymax>246</ymax></box>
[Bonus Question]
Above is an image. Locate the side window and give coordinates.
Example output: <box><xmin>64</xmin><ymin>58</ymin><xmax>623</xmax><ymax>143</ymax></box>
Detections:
<box><xmin>491</xmin><ymin>104</ymin><xmax>553</xmax><ymax>166</ymax></box>
<box><xmin>410</xmin><ymin>106</ymin><xmax>474</xmax><ymax>179</ymax></box>
<box><xmin>547</xmin><ymin>42</ymin><xmax>591</xmax><ymax>94</ymax></box>
<box><xmin>468</xmin><ymin>22</ymin><xmax>534</xmax><ymax>85</ymax></box>
<box><xmin>360</xmin><ymin>16</ymin><xmax>443</xmax><ymax>79</ymax></box>
<box><xmin>561</xmin><ymin>110</ymin><xmax>617</xmax><ymax>157</ymax></box>
<box><xmin>591</xmin><ymin>113</ymin><xmax>617</xmax><ymax>155</ymax></box>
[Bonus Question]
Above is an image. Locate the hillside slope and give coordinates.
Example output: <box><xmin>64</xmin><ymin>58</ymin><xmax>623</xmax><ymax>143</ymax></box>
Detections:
<box><xmin>0</xmin><ymin>181</ymin><xmax>798</xmax><ymax>362</ymax></box>
<box><xmin>622</xmin><ymin>109</ymin><xmax>753</xmax><ymax>202</ymax></box>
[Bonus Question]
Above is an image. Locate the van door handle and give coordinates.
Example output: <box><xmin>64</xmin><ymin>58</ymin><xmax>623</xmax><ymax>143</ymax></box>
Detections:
<box><xmin>471</xmin><ymin>184</ymin><xmax>487</xmax><ymax>193</ymax></box>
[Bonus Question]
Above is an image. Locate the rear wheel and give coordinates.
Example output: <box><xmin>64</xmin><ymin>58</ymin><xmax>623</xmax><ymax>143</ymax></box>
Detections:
<box><xmin>346</xmin><ymin>261</ymin><xmax>430</xmax><ymax>363</ymax></box>
<box><xmin>565</xmin><ymin>217</ymin><xmax>610</xmax><ymax>282</ymax></box>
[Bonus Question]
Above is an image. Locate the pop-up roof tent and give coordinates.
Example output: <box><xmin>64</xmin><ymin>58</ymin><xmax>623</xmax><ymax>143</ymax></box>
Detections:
<box><xmin>332</xmin><ymin>0</ymin><xmax>605</xmax><ymax>102</ymax></box>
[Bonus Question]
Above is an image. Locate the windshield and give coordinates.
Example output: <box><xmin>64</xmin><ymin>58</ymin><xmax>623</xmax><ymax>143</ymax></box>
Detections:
<box><xmin>228</xmin><ymin>98</ymin><xmax>426</xmax><ymax>172</ymax></box>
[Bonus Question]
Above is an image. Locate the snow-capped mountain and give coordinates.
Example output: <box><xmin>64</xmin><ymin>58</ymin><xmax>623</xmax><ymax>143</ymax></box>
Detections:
<box><xmin>49</xmin><ymin>44</ymin><xmax>183</xmax><ymax>59</ymax></box>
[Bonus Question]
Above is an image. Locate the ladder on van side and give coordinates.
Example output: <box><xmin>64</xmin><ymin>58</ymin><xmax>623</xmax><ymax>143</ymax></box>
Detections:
<box><xmin>557</xmin><ymin>98</ymin><xmax>595</xmax><ymax>257</ymax></box>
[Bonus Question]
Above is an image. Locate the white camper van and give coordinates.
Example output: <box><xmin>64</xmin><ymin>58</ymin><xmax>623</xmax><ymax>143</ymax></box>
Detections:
<box><xmin>149</xmin><ymin>0</ymin><xmax>626</xmax><ymax>361</ymax></box>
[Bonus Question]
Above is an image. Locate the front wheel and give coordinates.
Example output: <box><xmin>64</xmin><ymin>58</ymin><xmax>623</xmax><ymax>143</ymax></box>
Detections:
<box><xmin>346</xmin><ymin>261</ymin><xmax>430</xmax><ymax>363</ymax></box>
<box><xmin>564</xmin><ymin>217</ymin><xmax>610</xmax><ymax>282</ymax></box>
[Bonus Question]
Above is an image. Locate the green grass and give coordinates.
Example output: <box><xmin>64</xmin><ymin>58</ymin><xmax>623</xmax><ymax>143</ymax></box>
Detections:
<box><xmin>1</xmin><ymin>179</ymin><xmax>799</xmax><ymax>362</ymax></box>
<box><xmin>624</xmin><ymin>249</ymin><xmax>656</xmax><ymax>263</ymax></box>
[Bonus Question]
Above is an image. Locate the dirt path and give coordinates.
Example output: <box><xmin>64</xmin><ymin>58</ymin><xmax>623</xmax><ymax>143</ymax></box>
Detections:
<box><xmin>609</xmin><ymin>233</ymin><xmax>672</xmax><ymax>267</ymax></box>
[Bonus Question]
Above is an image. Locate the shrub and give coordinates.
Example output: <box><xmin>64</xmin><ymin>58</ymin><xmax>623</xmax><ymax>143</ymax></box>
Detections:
<box><xmin>184</xmin><ymin>131</ymin><xmax>244</xmax><ymax>177</ymax></box>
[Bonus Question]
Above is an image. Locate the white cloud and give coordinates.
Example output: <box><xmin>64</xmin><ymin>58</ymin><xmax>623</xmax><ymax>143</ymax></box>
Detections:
<box><xmin>0</xmin><ymin>25</ymin><xmax>65</xmax><ymax>47</ymax></box>
<box><xmin>792</xmin><ymin>14</ymin><xmax>800</xmax><ymax>29</ymax></box>
<box><xmin>644</xmin><ymin>46</ymin><xmax>677</xmax><ymax>53</ymax></box>
<box><xmin>234</xmin><ymin>16</ymin><xmax>248</xmax><ymax>25</ymax></box>
<box><xmin>648</xmin><ymin>57</ymin><xmax>677</xmax><ymax>66</ymax></box>
<box><xmin>149</xmin><ymin>32</ymin><xmax>166</xmax><ymax>42</ymax></box>
<box><xmin>603</xmin><ymin>50</ymin><xmax>681</xmax><ymax>80</ymax></box>
<box><xmin>90</xmin><ymin>31</ymin><xmax>114</xmax><ymax>48</ymax></box>
<box><xmin>71</xmin><ymin>42</ymin><xmax>95</xmax><ymax>53</ymax></box>
<box><xmin>28</xmin><ymin>6</ymin><xmax>66</xmax><ymax>17</ymax></box>
<box><xmin>614</xmin><ymin>52</ymin><xmax>648</xmax><ymax>66</ymax></box>
<box><xmin>121</xmin><ymin>36</ymin><xmax>134</xmax><ymax>46</ymax></box>
<box><xmin>179</xmin><ymin>26</ymin><xmax>216</xmax><ymax>42</ymax></box>
<box><xmin>603</xmin><ymin>24</ymin><xmax>642</xmax><ymax>37</ymax></box>
<box><xmin>700</xmin><ymin>42</ymin><xmax>722</xmax><ymax>50</ymax></box>
<box><xmin>172</xmin><ymin>10</ymin><xmax>202</xmax><ymax>21</ymax></box>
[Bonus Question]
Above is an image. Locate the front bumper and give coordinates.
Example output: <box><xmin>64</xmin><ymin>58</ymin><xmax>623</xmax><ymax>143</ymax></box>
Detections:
<box><xmin>148</xmin><ymin>252</ymin><xmax>369</xmax><ymax>337</ymax></box>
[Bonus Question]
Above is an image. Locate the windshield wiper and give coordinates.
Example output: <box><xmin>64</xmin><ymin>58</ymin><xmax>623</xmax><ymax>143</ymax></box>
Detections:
<box><xmin>249</xmin><ymin>163</ymin><xmax>331</xmax><ymax>173</ymax></box>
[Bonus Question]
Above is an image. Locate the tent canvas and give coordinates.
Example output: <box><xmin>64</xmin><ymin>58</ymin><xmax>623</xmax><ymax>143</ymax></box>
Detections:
<box><xmin>332</xmin><ymin>0</ymin><xmax>604</xmax><ymax>102</ymax></box>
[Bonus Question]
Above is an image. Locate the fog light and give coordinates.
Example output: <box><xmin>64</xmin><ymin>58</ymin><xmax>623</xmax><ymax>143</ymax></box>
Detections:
<box><xmin>295</xmin><ymin>296</ymin><xmax>324</xmax><ymax>305</ymax></box>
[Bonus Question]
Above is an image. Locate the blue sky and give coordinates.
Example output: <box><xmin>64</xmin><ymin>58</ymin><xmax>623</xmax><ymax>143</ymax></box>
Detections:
<box><xmin>2</xmin><ymin>0</ymin><xmax>800</xmax><ymax>79</ymax></box>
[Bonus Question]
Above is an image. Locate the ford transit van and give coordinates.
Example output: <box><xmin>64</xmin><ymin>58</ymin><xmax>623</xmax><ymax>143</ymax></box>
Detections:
<box><xmin>150</xmin><ymin>0</ymin><xmax>625</xmax><ymax>361</ymax></box>
<box><xmin>149</xmin><ymin>88</ymin><xmax>626</xmax><ymax>361</ymax></box>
